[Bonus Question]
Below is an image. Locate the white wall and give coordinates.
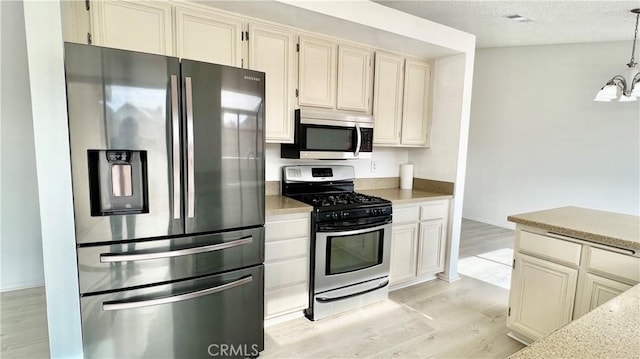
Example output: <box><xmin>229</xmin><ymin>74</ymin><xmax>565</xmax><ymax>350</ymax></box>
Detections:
<box><xmin>265</xmin><ymin>144</ymin><xmax>409</xmax><ymax>181</ymax></box>
<box><xmin>464</xmin><ymin>42</ymin><xmax>640</xmax><ymax>228</ymax></box>
<box><xmin>0</xmin><ymin>0</ymin><xmax>44</xmax><ymax>292</ymax></box>
<box><xmin>409</xmin><ymin>54</ymin><xmax>467</xmax><ymax>182</ymax></box>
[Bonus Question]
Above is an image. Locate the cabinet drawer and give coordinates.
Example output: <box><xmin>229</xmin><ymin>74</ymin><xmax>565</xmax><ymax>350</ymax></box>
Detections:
<box><xmin>265</xmin><ymin>257</ymin><xmax>308</xmax><ymax>290</ymax></box>
<box><xmin>518</xmin><ymin>231</ymin><xmax>582</xmax><ymax>266</ymax></box>
<box><xmin>265</xmin><ymin>283</ymin><xmax>308</xmax><ymax>318</ymax></box>
<box><xmin>588</xmin><ymin>247</ymin><xmax>640</xmax><ymax>284</ymax></box>
<box><xmin>420</xmin><ymin>200</ymin><xmax>448</xmax><ymax>221</ymax></box>
<box><xmin>393</xmin><ymin>206</ymin><xmax>419</xmax><ymax>224</ymax></box>
<box><xmin>265</xmin><ymin>217</ymin><xmax>309</xmax><ymax>241</ymax></box>
<box><xmin>265</xmin><ymin>237</ymin><xmax>308</xmax><ymax>262</ymax></box>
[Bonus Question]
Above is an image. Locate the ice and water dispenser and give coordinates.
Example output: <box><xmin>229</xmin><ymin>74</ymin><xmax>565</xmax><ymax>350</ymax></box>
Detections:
<box><xmin>87</xmin><ymin>149</ymin><xmax>148</xmax><ymax>216</ymax></box>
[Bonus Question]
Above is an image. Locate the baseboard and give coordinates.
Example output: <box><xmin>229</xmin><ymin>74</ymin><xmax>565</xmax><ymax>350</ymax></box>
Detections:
<box><xmin>389</xmin><ymin>274</ymin><xmax>438</xmax><ymax>291</ymax></box>
<box><xmin>507</xmin><ymin>331</ymin><xmax>534</xmax><ymax>346</ymax></box>
<box><xmin>264</xmin><ymin>310</ymin><xmax>305</xmax><ymax>327</ymax></box>
<box><xmin>462</xmin><ymin>215</ymin><xmax>515</xmax><ymax>230</ymax></box>
<box><xmin>437</xmin><ymin>272</ymin><xmax>461</xmax><ymax>283</ymax></box>
<box><xmin>0</xmin><ymin>280</ymin><xmax>45</xmax><ymax>293</ymax></box>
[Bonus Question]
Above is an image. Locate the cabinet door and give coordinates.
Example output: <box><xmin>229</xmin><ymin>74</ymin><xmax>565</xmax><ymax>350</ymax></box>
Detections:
<box><xmin>401</xmin><ymin>59</ymin><xmax>431</xmax><ymax>146</ymax></box>
<box><xmin>575</xmin><ymin>273</ymin><xmax>631</xmax><ymax>318</ymax></box>
<box><xmin>337</xmin><ymin>45</ymin><xmax>372</xmax><ymax>112</ymax></box>
<box><xmin>248</xmin><ymin>22</ymin><xmax>296</xmax><ymax>143</ymax></box>
<box><xmin>417</xmin><ymin>219</ymin><xmax>447</xmax><ymax>275</ymax></box>
<box><xmin>508</xmin><ymin>253</ymin><xmax>578</xmax><ymax>342</ymax></box>
<box><xmin>175</xmin><ymin>6</ymin><xmax>243</xmax><ymax>67</ymax></box>
<box><xmin>373</xmin><ymin>52</ymin><xmax>403</xmax><ymax>145</ymax></box>
<box><xmin>298</xmin><ymin>35</ymin><xmax>337</xmax><ymax>109</ymax></box>
<box><xmin>91</xmin><ymin>0</ymin><xmax>173</xmax><ymax>55</ymax></box>
<box><xmin>389</xmin><ymin>223</ymin><xmax>418</xmax><ymax>284</ymax></box>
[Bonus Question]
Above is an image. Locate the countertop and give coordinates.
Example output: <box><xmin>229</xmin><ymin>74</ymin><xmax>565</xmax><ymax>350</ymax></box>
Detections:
<box><xmin>509</xmin><ymin>284</ymin><xmax>640</xmax><ymax>359</ymax></box>
<box><xmin>265</xmin><ymin>188</ymin><xmax>451</xmax><ymax>216</ymax></box>
<box><xmin>508</xmin><ymin>206</ymin><xmax>640</xmax><ymax>252</ymax></box>
<box><xmin>359</xmin><ymin>188</ymin><xmax>453</xmax><ymax>204</ymax></box>
<box><xmin>265</xmin><ymin>195</ymin><xmax>312</xmax><ymax>216</ymax></box>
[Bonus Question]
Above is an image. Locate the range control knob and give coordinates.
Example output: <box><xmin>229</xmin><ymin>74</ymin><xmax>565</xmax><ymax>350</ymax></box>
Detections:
<box><xmin>331</xmin><ymin>212</ymin><xmax>339</xmax><ymax>220</ymax></box>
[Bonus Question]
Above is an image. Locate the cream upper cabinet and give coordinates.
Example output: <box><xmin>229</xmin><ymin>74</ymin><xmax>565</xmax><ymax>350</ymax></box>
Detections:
<box><xmin>175</xmin><ymin>5</ymin><xmax>243</xmax><ymax>67</ymax></box>
<box><xmin>90</xmin><ymin>0</ymin><xmax>173</xmax><ymax>55</ymax></box>
<box><xmin>401</xmin><ymin>59</ymin><xmax>432</xmax><ymax>146</ymax></box>
<box><xmin>372</xmin><ymin>52</ymin><xmax>403</xmax><ymax>144</ymax></box>
<box><xmin>248</xmin><ymin>22</ymin><xmax>296</xmax><ymax>143</ymax></box>
<box><xmin>337</xmin><ymin>45</ymin><xmax>372</xmax><ymax>112</ymax></box>
<box><xmin>298</xmin><ymin>35</ymin><xmax>337</xmax><ymax>109</ymax></box>
<box><xmin>373</xmin><ymin>53</ymin><xmax>433</xmax><ymax>147</ymax></box>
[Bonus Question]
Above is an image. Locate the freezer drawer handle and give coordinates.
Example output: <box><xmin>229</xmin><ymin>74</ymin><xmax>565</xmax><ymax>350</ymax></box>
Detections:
<box><xmin>99</xmin><ymin>236</ymin><xmax>253</xmax><ymax>263</ymax></box>
<box><xmin>102</xmin><ymin>275</ymin><xmax>253</xmax><ymax>311</ymax></box>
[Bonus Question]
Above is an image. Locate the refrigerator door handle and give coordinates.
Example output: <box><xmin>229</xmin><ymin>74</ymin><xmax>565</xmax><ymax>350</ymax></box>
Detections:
<box><xmin>170</xmin><ymin>74</ymin><xmax>180</xmax><ymax>219</ymax></box>
<box><xmin>185</xmin><ymin>76</ymin><xmax>195</xmax><ymax>218</ymax></box>
<box><xmin>102</xmin><ymin>275</ymin><xmax>253</xmax><ymax>311</ymax></box>
<box><xmin>99</xmin><ymin>236</ymin><xmax>253</xmax><ymax>263</ymax></box>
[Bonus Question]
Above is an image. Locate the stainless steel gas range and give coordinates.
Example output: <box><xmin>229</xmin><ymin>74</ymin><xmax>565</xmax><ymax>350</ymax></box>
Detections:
<box><xmin>282</xmin><ymin>165</ymin><xmax>392</xmax><ymax>320</ymax></box>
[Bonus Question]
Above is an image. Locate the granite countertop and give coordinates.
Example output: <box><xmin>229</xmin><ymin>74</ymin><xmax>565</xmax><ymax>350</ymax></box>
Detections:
<box><xmin>508</xmin><ymin>206</ymin><xmax>640</xmax><ymax>252</ymax></box>
<box><xmin>509</xmin><ymin>284</ymin><xmax>640</xmax><ymax>359</ymax></box>
<box><xmin>359</xmin><ymin>188</ymin><xmax>453</xmax><ymax>204</ymax></box>
<box><xmin>265</xmin><ymin>195</ymin><xmax>312</xmax><ymax>216</ymax></box>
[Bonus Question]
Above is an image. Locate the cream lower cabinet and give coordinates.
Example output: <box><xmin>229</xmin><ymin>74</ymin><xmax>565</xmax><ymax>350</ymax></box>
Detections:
<box><xmin>264</xmin><ymin>212</ymin><xmax>310</xmax><ymax>319</ymax></box>
<box><xmin>508</xmin><ymin>227</ymin><xmax>640</xmax><ymax>345</ymax></box>
<box><xmin>508</xmin><ymin>253</ymin><xmax>578</xmax><ymax>342</ymax></box>
<box><xmin>577</xmin><ymin>273</ymin><xmax>631</xmax><ymax>317</ymax></box>
<box><xmin>389</xmin><ymin>200</ymin><xmax>449</xmax><ymax>289</ymax></box>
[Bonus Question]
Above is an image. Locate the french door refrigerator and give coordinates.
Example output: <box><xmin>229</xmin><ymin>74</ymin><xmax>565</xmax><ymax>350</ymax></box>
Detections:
<box><xmin>64</xmin><ymin>43</ymin><xmax>265</xmax><ymax>358</ymax></box>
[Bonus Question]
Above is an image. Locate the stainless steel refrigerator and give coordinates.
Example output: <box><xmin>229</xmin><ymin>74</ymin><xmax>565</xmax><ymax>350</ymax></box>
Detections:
<box><xmin>64</xmin><ymin>42</ymin><xmax>265</xmax><ymax>358</ymax></box>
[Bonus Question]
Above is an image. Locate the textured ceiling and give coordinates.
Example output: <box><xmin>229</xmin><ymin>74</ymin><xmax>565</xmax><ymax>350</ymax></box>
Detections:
<box><xmin>373</xmin><ymin>1</ymin><xmax>640</xmax><ymax>48</ymax></box>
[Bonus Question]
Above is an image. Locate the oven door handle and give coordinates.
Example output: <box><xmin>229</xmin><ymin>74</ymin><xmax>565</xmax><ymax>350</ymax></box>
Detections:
<box><xmin>318</xmin><ymin>217</ymin><xmax>391</xmax><ymax>232</ymax></box>
<box><xmin>317</xmin><ymin>222</ymin><xmax>390</xmax><ymax>237</ymax></box>
<box><xmin>315</xmin><ymin>279</ymin><xmax>389</xmax><ymax>303</ymax></box>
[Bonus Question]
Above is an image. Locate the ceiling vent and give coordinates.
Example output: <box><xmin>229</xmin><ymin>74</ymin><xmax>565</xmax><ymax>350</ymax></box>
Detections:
<box><xmin>505</xmin><ymin>14</ymin><xmax>535</xmax><ymax>23</ymax></box>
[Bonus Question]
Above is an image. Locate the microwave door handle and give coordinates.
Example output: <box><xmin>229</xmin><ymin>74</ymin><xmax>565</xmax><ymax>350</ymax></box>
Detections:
<box><xmin>355</xmin><ymin>123</ymin><xmax>362</xmax><ymax>158</ymax></box>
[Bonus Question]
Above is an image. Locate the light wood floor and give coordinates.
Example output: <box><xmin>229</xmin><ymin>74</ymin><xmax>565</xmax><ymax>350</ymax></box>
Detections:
<box><xmin>0</xmin><ymin>219</ymin><xmax>523</xmax><ymax>358</ymax></box>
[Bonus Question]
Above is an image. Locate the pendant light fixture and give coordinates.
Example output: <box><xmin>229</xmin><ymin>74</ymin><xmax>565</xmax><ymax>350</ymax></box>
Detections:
<box><xmin>594</xmin><ymin>8</ymin><xmax>640</xmax><ymax>102</ymax></box>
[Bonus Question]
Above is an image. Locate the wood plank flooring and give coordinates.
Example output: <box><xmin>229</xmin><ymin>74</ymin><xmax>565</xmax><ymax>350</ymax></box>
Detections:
<box><xmin>0</xmin><ymin>218</ymin><xmax>524</xmax><ymax>358</ymax></box>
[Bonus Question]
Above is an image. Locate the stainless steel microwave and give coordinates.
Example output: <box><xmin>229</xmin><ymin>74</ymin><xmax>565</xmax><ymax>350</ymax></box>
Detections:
<box><xmin>281</xmin><ymin>109</ymin><xmax>374</xmax><ymax>159</ymax></box>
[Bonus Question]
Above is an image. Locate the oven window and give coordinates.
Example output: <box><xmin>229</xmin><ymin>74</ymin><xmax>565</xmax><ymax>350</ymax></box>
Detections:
<box><xmin>326</xmin><ymin>229</ymin><xmax>383</xmax><ymax>275</ymax></box>
<box><xmin>304</xmin><ymin>127</ymin><xmax>353</xmax><ymax>151</ymax></box>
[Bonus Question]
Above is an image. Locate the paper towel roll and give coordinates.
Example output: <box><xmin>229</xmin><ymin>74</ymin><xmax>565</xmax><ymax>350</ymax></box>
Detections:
<box><xmin>400</xmin><ymin>163</ymin><xmax>414</xmax><ymax>190</ymax></box>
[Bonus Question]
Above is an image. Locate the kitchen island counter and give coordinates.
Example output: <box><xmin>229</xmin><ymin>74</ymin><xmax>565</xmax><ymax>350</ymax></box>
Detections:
<box><xmin>508</xmin><ymin>206</ymin><xmax>640</xmax><ymax>252</ymax></box>
<box><xmin>509</xmin><ymin>284</ymin><xmax>640</xmax><ymax>358</ymax></box>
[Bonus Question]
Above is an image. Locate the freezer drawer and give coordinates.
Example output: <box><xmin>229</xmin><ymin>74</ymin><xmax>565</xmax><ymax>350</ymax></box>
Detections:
<box><xmin>81</xmin><ymin>265</ymin><xmax>264</xmax><ymax>359</ymax></box>
<box><xmin>78</xmin><ymin>227</ymin><xmax>264</xmax><ymax>293</ymax></box>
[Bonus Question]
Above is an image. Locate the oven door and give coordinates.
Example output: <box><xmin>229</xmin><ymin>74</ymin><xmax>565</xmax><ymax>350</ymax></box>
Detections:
<box><xmin>314</xmin><ymin>217</ymin><xmax>391</xmax><ymax>294</ymax></box>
